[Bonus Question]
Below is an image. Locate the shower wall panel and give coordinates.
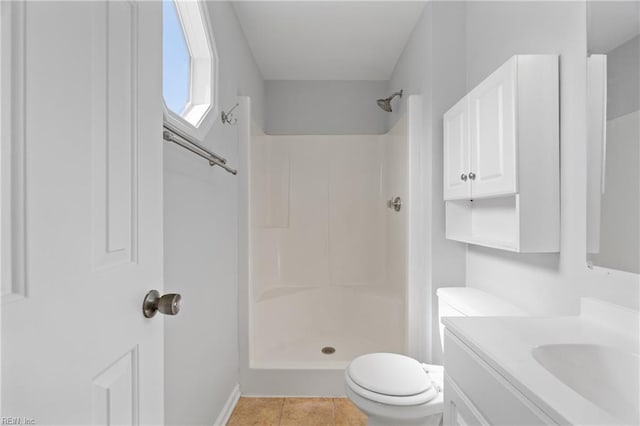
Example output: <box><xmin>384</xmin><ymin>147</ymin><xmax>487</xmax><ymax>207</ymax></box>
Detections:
<box><xmin>251</xmin><ymin>135</ymin><xmax>388</xmax><ymax>299</ymax></box>
<box><xmin>383</xmin><ymin>116</ymin><xmax>409</xmax><ymax>294</ymax></box>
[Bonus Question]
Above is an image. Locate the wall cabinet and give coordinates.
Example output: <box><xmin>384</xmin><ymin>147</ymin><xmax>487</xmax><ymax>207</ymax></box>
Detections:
<box><xmin>443</xmin><ymin>55</ymin><xmax>559</xmax><ymax>252</ymax></box>
<box><xmin>444</xmin><ymin>58</ymin><xmax>517</xmax><ymax>200</ymax></box>
<box><xmin>443</xmin><ymin>97</ymin><xmax>471</xmax><ymax>200</ymax></box>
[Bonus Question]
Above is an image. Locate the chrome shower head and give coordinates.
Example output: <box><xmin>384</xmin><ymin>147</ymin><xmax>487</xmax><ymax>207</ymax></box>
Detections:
<box><xmin>377</xmin><ymin>98</ymin><xmax>392</xmax><ymax>112</ymax></box>
<box><xmin>376</xmin><ymin>90</ymin><xmax>403</xmax><ymax>112</ymax></box>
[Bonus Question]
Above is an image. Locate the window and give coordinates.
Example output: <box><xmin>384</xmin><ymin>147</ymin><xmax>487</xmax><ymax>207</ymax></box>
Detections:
<box><xmin>163</xmin><ymin>0</ymin><xmax>218</xmax><ymax>139</ymax></box>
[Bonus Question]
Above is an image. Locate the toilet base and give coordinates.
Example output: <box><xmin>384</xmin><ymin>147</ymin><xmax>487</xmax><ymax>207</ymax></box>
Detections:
<box><xmin>345</xmin><ymin>382</ymin><xmax>443</xmax><ymax>426</ymax></box>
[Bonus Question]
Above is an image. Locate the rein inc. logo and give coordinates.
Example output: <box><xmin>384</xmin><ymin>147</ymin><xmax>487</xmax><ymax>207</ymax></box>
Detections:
<box><xmin>1</xmin><ymin>418</ymin><xmax>36</xmax><ymax>425</ymax></box>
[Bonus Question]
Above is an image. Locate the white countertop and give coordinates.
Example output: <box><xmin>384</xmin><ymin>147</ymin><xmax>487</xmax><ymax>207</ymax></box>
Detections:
<box><xmin>442</xmin><ymin>298</ymin><xmax>639</xmax><ymax>425</ymax></box>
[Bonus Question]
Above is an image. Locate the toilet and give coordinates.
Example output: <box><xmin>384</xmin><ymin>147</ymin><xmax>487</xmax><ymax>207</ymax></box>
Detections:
<box><xmin>344</xmin><ymin>287</ymin><xmax>528</xmax><ymax>426</ymax></box>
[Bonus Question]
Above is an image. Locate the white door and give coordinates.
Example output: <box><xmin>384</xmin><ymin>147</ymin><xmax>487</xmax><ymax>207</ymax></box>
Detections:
<box><xmin>2</xmin><ymin>2</ymin><xmax>165</xmax><ymax>424</ymax></box>
<box><xmin>468</xmin><ymin>57</ymin><xmax>518</xmax><ymax>198</ymax></box>
<box><xmin>443</xmin><ymin>97</ymin><xmax>471</xmax><ymax>200</ymax></box>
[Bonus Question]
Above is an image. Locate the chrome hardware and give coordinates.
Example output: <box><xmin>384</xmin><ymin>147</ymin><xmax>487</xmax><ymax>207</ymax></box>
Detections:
<box><xmin>468</xmin><ymin>172</ymin><xmax>476</xmax><ymax>180</ymax></box>
<box><xmin>142</xmin><ymin>290</ymin><xmax>182</xmax><ymax>318</ymax></box>
<box><xmin>387</xmin><ymin>196</ymin><xmax>402</xmax><ymax>212</ymax></box>
<box><xmin>376</xmin><ymin>90</ymin><xmax>404</xmax><ymax>112</ymax></box>
<box><xmin>163</xmin><ymin>125</ymin><xmax>237</xmax><ymax>175</ymax></box>
<box><xmin>460</xmin><ymin>173</ymin><xmax>468</xmax><ymax>181</ymax></box>
<box><xmin>221</xmin><ymin>102</ymin><xmax>239</xmax><ymax>125</ymax></box>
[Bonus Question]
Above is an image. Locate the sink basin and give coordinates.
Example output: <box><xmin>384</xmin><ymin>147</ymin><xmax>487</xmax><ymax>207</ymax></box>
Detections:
<box><xmin>532</xmin><ymin>343</ymin><xmax>639</xmax><ymax>424</ymax></box>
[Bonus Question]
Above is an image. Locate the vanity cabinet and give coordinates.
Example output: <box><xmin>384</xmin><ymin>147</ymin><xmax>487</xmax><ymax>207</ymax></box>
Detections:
<box><xmin>443</xmin><ymin>330</ymin><xmax>556</xmax><ymax>426</ymax></box>
<box><xmin>443</xmin><ymin>55</ymin><xmax>560</xmax><ymax>252</ymax></box>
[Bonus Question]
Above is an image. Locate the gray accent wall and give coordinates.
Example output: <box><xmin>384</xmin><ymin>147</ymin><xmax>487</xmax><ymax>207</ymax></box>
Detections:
<box><xmin>265</xmin><ymin>80</ymin><xmax>390</xmax><ymax>135</ymax></box>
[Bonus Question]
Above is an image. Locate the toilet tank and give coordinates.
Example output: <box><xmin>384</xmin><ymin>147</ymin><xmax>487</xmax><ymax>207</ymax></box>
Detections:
<box><xmin>436</xmin><ymin>287</ymin><xmax>528</xmax><ymax>352</ymax></box>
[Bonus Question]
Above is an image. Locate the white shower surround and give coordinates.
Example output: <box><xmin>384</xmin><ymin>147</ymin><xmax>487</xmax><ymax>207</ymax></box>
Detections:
<box><xmin>250</xmin><ymin>124</ymin><xmax>408</xmax><ymax>369</ymax></box>
<box><xmin>238</xmin><ymin>96</ymin><xmax>426</xmax><ymax>395</ymax></box>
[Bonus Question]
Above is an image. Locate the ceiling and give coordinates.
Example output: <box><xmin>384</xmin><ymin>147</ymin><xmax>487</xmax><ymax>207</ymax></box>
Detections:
<box><xmin>231</xmin><ymin>1</ymin><xmax>426</xmax><ymax>81</ymax></box>
<box><xmin>588</xmin><ymin>1</ymin><xmax>640</xmax><ymax>53</ymax></box>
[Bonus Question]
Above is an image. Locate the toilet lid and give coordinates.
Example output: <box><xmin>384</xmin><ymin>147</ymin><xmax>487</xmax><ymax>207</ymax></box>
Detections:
<box><xmin>347</xmin><ymin>353</ymin><xmax>431</xmax><ymax>396</ymax></box>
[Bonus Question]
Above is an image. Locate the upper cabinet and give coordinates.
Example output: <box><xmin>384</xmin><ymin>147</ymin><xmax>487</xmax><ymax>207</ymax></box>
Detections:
<box><xmin>444</xmin><ymin>59</ymin><xmax>518</xmax><ymax>200</ymax></box>
<box><xmin>468</xmin><ymin>58</ymin><xmax>517</xmax><ymax>198</ymax></box>
<box><xmin>443</xmin><ymin>97</ymin><xmax>471</xmax><ymax>200</ymax></box>
<box><xmin>443</xmin><ymin>55</ymin><xmax>560</xmax><ymax>252</ymax></box>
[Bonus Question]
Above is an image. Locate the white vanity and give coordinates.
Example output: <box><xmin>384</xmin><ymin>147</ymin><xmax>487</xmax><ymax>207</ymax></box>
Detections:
<box><xmin>442</xmin><ymin>298</ymin><xmax>639</xmax><ymax>425</ymax></box>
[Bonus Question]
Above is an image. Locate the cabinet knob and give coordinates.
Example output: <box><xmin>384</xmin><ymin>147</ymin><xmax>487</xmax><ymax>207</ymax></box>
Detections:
<box><xmin>460</xmin><ymin>173</ymin><xmax>468</xmax><ymax>181</ymax></box>
<box><xmin>469</xmin><ymin>172</ymin><xmax>476</xmax><ymax>180</ymax></box>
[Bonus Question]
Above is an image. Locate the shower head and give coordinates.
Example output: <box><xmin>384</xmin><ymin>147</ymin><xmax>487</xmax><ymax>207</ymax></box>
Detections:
<box><xmin>376</xmin><ymin>90</ymin><xmax>403</xmax><ymax>112</ymax></box>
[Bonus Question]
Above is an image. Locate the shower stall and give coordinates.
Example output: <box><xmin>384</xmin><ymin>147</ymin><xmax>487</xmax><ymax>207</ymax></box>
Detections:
<box><xmin>238</xmin><ymin>95</ymin><xmax>425</xmax><ymax>393</ymax></box>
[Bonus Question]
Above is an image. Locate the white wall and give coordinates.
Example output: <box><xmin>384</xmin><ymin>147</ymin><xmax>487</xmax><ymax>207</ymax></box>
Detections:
<box><xmin>264</xmin><ymin>80</ymin><xmax>389</xmax><ymax>135</ymax></box>
<box><xmin>387</xmin><ymin>2</ymin><xmax>468</xmax><ymax>364</ymax></box>
<box><xmin>389</xmin><ymin>1</ymin><xmax>639</xmax><ymax>364</ymax></box>
<box><xmin>464</xmin><ymin>2</ymin><xmax>639</xmax><ymax>315</ymax></box>
<box><xmin>607</xmin><ymin>35</ymin><xmax>640</xmax><ymax>120</ymax></box>
<box><xmin>163</xmin><ymin>2</ymin><xmax>264</xmax><ymax>424</ymax></box>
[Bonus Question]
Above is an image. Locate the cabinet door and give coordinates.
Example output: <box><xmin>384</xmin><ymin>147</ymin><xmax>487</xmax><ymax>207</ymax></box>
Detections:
<box><xmin>469</xmin><ymin>57</ymin><xmax>517</xmax><ymax>198</ymax></box>
<box><xmin>444</xmin><ymin>375</ymin><xmax>489</xmax><ymax>426</ymax></box>
<box><xmin>443</xmin><ymin>97</ymin><xmax>471</xmax><ymax>200</ymax></box>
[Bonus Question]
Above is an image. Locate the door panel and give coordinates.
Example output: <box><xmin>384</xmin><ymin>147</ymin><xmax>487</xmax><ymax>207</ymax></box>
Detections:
<box><xmin>469</xmin><ymin>58</ymin><xmax>517</xmax><ymax>198</ymax></box>
<box><xmin>92</xmin><ymin>0</ymin><xmax>138</xmax><ymax>269</ymax></box>
<box><xmin>443</xmin><ymin>97</ymin><xmax>471</xmax><ymax>200</ymax></box>
<box><xmin>1</xmin><ymin>2</ymin><xmax>164</xmax><ymax>424</ymax></box>
<box><xmin>92</xmin><ymin>348</ymin><xmax>139</xmax><ymax>425</ymax></box>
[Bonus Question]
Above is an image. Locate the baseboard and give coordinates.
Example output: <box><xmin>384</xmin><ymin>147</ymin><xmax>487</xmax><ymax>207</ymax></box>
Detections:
<box><xmin>213</xmin><ymin>384</ymin><xmax>240</xmax><ymax>426</ymax></box>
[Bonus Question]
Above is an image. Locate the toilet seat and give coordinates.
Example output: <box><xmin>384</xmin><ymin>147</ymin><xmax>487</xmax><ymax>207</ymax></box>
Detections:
<box><xmin>345</xmin><ymin>353</ymin><xmax>442</xmax><ymax>406</ymax></box>
<box><xmin>345</xmin><ymin>369</ymin><xmax>439</xmax><ymax>406</ymax></box>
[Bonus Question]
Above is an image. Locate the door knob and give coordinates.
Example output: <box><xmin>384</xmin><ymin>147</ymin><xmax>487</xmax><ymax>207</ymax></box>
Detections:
<box><xmin>468</xmin><ymin>172</ymin><xmax>476</xmax><ymax>180</ymax></box>
<box><xmin>460</xmin><ymin>173</ymin><xmax>468</xmax><ymax>181</ymax></box>
<box><xmin>142</xmin><ymin>290</ymin><xmax>182</xmax><ymax>318</ymax></box>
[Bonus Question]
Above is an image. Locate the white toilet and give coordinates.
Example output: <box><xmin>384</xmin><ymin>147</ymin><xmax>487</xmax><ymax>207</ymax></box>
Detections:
<box><xmin>344</xmin><ymin>287</ymin><xmax>528</xmax><ymax>426</ymax></box>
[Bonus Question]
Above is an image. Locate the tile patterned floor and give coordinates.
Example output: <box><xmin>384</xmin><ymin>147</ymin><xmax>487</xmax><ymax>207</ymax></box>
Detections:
<box><xmin>227</xmin><ymin>397</ymin><xmax>367</xmax><ymax>426</ymax></box>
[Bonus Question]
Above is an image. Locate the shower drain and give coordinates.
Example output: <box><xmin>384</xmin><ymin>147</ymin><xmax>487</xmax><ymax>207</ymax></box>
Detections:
<box><xmin>321</xmin><ymin>346</ymin><xmax>336</xmax><ymax>355</ymax></box>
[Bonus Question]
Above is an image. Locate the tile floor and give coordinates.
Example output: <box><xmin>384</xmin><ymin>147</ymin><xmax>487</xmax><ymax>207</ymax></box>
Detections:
<box><xmin>227</xmin><ymin>397</ymin><xmax>367</xmax><ymax>426</ymax></box>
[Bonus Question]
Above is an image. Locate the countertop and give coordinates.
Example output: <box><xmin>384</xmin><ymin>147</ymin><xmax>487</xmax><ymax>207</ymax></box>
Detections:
<box><xmin>442</xmin><ymin>298</ymin><xmax>639</xmax><ymax>425</ymax></box>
